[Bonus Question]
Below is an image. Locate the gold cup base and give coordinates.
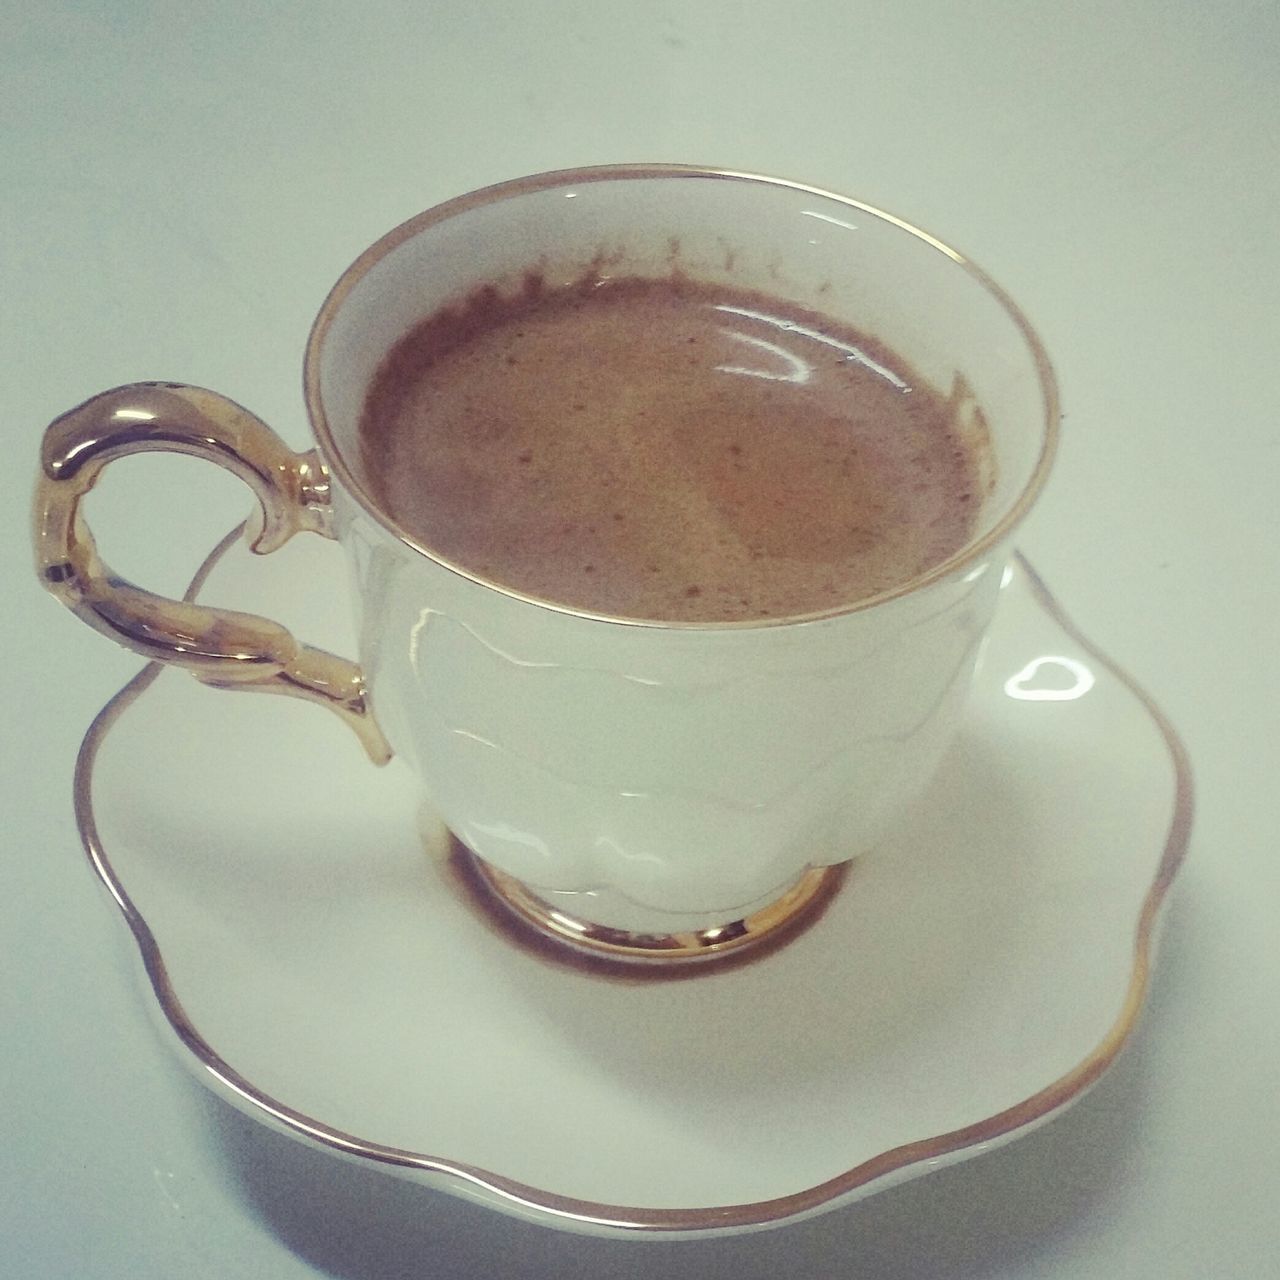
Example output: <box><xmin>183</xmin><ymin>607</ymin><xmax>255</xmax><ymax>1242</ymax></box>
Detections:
<box><xmin>463</xmin><ymin>850</ymin><xmax>848</xmax><ymax>966</ymax></box>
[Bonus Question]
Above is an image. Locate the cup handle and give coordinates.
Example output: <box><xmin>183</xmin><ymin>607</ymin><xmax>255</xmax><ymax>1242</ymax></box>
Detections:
<box><xmin>34</xmin><ymin>382</ymin><xmax>391</xmax><ymax>764</ymax></box>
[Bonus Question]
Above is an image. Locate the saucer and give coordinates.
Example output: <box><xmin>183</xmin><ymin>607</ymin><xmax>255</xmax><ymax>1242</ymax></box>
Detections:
<box><xmin>77</xmin><ymin>528</ymin><xmax>1190</xmax><ymax>1239</ymax></box>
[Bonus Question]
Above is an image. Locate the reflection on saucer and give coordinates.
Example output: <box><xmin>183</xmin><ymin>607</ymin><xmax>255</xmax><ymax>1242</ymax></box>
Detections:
<box><xmin>1004</xmin><ymin>654</ymin><xmax>1096</xmax><ymax>701</ymax></box>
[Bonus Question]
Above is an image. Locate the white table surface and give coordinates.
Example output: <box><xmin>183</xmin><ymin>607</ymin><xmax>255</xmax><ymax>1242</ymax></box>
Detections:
<box><xmin>4</xmin><ymin>2</ymin><xmax>1276</xmax><ymax>1276</ymax></box>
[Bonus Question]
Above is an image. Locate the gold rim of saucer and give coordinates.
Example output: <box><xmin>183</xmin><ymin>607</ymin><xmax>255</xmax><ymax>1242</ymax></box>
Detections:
<box><xmin>464</xmin><ymin>850</ymin><xmax>847</xmax><ymax>965</ymax></box>
<box><xmin>73</xmin><ymin>532</ymin><xmax>1194</xmax><ymax>1235</ymax></box>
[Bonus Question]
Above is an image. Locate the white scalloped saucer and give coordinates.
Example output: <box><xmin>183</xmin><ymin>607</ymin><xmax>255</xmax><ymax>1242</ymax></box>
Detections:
<box><xmin>77</xmin><ymin>529</ymin><xmax>1190</xmax><ymax>1239</ymax></box>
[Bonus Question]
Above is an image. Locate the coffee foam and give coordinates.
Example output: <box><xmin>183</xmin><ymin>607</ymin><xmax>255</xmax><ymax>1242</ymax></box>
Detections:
<box><xmin>360</xmin><ymin>275</ymin><xmax>983</xmax><ymax>622</ymax></box>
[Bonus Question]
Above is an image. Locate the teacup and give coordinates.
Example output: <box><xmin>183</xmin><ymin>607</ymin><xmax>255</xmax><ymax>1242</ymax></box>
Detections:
<box><xmin>34</xmin><ymin>165</ymin><xmax>1057</xmax><ymax>963</ymax></box>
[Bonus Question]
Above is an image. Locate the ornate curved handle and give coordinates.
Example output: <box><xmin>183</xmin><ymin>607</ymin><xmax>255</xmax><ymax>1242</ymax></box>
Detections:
<box><xmin>34</xmin><ymin>382</ymin><xmax>391</xmax><ymax>764</ymax></box>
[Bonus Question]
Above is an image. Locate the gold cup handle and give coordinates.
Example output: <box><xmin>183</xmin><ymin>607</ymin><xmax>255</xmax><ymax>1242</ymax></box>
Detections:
<box><xmin>34</xmin><ymin>382</ymin><xmax>391</xmax><ymax>764</ymax></box>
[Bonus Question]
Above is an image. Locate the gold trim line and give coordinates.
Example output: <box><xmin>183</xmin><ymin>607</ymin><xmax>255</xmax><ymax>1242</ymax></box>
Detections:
<box><xmin>468</xmin><ymin>853</ymin><xmax>845</xmax><ymax>966</ymax></box>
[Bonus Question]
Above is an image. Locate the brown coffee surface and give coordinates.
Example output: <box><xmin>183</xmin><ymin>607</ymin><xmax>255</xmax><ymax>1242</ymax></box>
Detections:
<box><xmin>360</xmin><ymin>275</ymin><xmax>982</xmax><ymax>622</ymax></box>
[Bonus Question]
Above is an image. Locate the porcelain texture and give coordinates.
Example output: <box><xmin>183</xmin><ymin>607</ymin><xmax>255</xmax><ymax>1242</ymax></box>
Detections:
<box><xmin>338</xmin><ymin>492</ymin><xmax>1007</xmax><ymax>925</ymax></box>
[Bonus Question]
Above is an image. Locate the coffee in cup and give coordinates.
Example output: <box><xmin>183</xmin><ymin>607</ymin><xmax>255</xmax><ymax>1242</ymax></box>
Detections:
<box><xmin>360</xmin><ymin>272</ymin><xmax>987</xmax><ymax>624</ymax></box>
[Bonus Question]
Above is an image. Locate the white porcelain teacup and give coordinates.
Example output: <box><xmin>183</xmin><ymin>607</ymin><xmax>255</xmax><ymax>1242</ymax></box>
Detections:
<box><xmin>35</xmin><ymin>166</ymin><xmax>1058</xmax><ymax>963</ymax></box>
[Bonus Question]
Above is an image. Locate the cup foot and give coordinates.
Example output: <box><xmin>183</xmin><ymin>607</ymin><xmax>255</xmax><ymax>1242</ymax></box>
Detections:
<box><xmin>460</xmin><ymin>848</ymin><xmax>848</xmax><ymax>966</ymax></box>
